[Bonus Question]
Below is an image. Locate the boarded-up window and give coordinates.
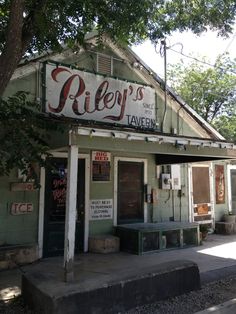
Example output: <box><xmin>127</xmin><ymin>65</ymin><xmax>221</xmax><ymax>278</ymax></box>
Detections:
<box><xmin>192</xmin><ymin>167</ymin><xmax>210</xmax><ymax>204</ymax></box>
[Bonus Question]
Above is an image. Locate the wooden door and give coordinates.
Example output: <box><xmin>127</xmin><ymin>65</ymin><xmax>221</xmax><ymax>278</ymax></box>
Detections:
<box><xmin>191</xmin><ymin>165</ymin><xmax>213</xmax><ymax>223</ymax></box>
<box><xmin>43</xmin><ymin>157</ymin><xmax>85</xmax><ymax>257</ymax></box>
<box><xmin>117</xmin><ymin>161</ymin><xmax>144</xmax><ymax>224</ymax></box>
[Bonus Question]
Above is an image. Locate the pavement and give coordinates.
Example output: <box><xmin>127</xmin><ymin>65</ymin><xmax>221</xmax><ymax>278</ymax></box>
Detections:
<box><xmin>1</xmin><ymin>233</ymin><xmax>236</xmax><ymax>302</ymax></box>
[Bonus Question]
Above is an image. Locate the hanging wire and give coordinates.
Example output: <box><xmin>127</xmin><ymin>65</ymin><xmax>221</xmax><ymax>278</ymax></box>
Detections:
<box><xmin>223</xmin><ymin>32</ymin><xmax>236</xmax><ymax>54</ymax></box>
<box><xmin>168</xmin><ymin>47</ymin><xmax>236</xmax><ymax>75</ymax></box>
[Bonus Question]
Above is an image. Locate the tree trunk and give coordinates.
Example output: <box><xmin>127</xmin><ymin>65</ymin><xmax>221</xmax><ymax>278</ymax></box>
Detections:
<box><xmin>0</xmin><ymin>0</ymin><xmax>25</xmax><ymax>97</ymax></box>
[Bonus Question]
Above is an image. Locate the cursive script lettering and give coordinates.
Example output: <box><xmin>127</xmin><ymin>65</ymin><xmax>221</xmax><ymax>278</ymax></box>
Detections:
<box><xmin>47</xmin><ymin>67</ymin><xmax>147</xmax><ymax>122</ymax></box>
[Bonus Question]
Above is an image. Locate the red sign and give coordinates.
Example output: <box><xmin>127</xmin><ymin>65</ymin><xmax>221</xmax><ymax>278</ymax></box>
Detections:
<box><xmin>92</xmin><ymin>151</ymin><xmax>111</xmax><ymax>181</ymax></box>
<box><xmin>11</xmin><ymin>203</ymin><xmax>33</xmax><ymax>215</ymax></box>
<box><xmin>92</xmin><ymin>151</ymin><xmax>111</xmax><ymax>162</ymax></box>
<box><xmin>10</xmin><ymin>182</ymin><xmax>35</xmax><ymax>191</ymax></box>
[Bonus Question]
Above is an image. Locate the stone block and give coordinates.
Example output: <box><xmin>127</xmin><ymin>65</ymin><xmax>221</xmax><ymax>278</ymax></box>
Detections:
<box><xmin>0</xmin><ymin>245</ymin><xmax>38</xmax><ymax>270</ymax></box>
<box><xmin>215</xmin><ymin>222</ymin><xmax>236</xmax><ymax>235</ymax></box>
<box><xmin>222</xmin><ymin>214</ymin><xmax>236</xmax><ymax>223</ymax></box>
<box><xmin>14</xmin><ymin>247</ymin><xmax>38</xmax><ymax>264</ymax></box>
<box><xmin>89</xmin><ymin>235</ymin><xmax>120</xmax><ymax>253</ymax></box>
<box><xmin>0</xmin><ymin>260</ymin><xmax>9</xmax><ymax>270</ymax></box>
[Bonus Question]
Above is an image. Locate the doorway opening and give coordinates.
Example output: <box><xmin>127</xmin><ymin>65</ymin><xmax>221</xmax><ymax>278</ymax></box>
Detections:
<box><xmin>43</xmin><ymin>157</ymin><xmax>85</xmax><ymax>257</ymax></box>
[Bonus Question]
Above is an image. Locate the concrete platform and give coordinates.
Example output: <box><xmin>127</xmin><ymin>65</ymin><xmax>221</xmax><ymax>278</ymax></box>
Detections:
<box><xmin>2</xmin><ymin>234</ymin><xmax>236</xmax><ymax>312</ymax></box>
<box><xmin>22</xmin><ymin>259</ymin><xmax>200</xmax><ymax>314</ymax></box>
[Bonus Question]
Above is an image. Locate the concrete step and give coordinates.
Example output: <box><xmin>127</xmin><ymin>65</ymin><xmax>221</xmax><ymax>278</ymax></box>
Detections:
<box><xmin>22</xmin><ymin>259</ymin><xmax>200</xmax><ymax>314</ymax></box>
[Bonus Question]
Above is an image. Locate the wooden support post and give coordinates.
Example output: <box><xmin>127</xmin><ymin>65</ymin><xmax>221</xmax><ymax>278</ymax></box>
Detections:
<box><xmin>64</xmin><ymin>137</ymin><xmax>78</xmax><ymax>282</ymax></box>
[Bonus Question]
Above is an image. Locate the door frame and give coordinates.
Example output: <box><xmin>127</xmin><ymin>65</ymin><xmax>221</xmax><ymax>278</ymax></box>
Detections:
<box><xmin>227</xmin><ymin>165</ymin><xmax>236</xmax><ymax>213</ymax></box>
<box><xmin>188</xmin><ymin>162</ymin><xmax>214</xmax><ymax>224</ymax></box>
<box><xmin>114</xmin><ymin>157</ymin><xmax>148</xmax><ymax>226</ymax></box>
<box><xmin>38</xmin><ymin>151</ymin><xmax>90</xmax><ymax>258</ymax></box>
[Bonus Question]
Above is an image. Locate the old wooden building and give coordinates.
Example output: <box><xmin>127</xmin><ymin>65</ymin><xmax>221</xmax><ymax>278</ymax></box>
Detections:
<box><xmin>1</xmin><ymin>33</ymin><xmax>236</xmax><ymax>270</ymax></box>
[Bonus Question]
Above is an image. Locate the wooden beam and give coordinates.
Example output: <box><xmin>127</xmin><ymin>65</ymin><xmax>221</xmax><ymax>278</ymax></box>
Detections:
<box><xmin>64</xmin><ymin>140</ymin><xmax>78</xmax><ymax>282</ymax></box>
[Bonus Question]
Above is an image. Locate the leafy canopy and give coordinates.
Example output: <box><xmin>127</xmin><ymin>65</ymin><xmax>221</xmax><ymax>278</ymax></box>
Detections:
<box><xmin>0</xmin><ymin>92</ymin><xmax>62</xmax><ymax>177</ymax></box>
<box><xmin>168</xmin><ymin>54</ymin><xmax>236</xmax><ymax>141</ymax></box>
<box><xmin>0</xmin><ymin>0</ymin><xmax>235</xmax><ymax>54</ymax></box>
<box><xmin>0</xmin><ymin>0</ymin><xmax>235</xmax><ymax>96</ymax></box>
<box><xmin>0</xmin><ymin>0</ymin><xmax>236</xmax><ymax>174</ymax></box>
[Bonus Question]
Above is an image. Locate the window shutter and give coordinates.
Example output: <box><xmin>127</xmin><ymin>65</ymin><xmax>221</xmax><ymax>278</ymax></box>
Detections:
<box><xmin>97</xmin><ymin>54</ymin><xmax>112</xmax><ymax>75</ymax></box>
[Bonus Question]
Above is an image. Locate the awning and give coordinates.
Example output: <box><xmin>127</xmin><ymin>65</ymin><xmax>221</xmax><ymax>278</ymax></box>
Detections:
<box><xmin>75</xmin><ymin>127</ymin><xmax>236</xmax><ymax>164</ymax></box>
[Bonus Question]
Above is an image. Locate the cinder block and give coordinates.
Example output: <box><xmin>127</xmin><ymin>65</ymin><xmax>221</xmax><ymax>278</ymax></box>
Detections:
<box><xmin>215</xmin><ymin>222</ymin><xmax>235</xmax><ymax>235</ymax></box>
<box><xmin>223</xmin><ymin>214</ymin><xmax>236</xmax><ymax>223</ymax></box>
<box><xmin>14</xmin><ymin>247</ymin><xmax>38</xmax><ymax>264</ymax></box>
<box><xmin>89</xmin><ymin>235</ymin><xmax>120</xmax><ymax>253</ymax></box>
<box><xmin>0</xmin><ymin>260</ymin><xmax>9</xmax><ymax>270</ymax></box>
<box><xmin>0</xmin><ymin>245</ymin><xmax>38</xmax><ymax>270</ymax></box>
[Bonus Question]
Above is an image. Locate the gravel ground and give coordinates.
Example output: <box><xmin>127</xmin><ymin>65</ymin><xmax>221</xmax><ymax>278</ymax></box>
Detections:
<box><xmin>125</xmin><ymin>275</ymin><xmax>236</xmax><ymax>314</ymax></box>
<box><xmin>1</xmin><ymin>275</ymin><xmax>236</xmax><ymax>313</ymax></box>
<box><xmin>0</xmin><ymin>297</ymin><xmax>32</xmax><ymax>314</ymax></box>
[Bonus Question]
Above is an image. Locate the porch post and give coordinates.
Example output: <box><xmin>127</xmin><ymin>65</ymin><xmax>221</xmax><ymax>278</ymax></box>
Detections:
<box><xmin>64</xmin><ymin>130</ymin><xmax>78</xmax><ymax>282</ymax></box>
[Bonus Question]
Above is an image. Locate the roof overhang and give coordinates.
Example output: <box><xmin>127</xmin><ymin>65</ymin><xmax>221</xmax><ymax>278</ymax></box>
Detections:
<box><xmin>75</xmin><ymin>127</ymin><xmax>236</xmax><ymax>164</ymax></box>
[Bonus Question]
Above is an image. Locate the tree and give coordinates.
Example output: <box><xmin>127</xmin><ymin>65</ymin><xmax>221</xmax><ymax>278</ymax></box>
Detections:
<box><xmin>213</xmin><ymin>114</ymin><xmax>236</xmax><ymax>142</ymax></box>
<box><xmin>168</xmin><ymin>54</ymin><xmax>236</xmax><ymax>141</ymax></box>
<box><xmin>0</xmin><ymin>91</ymin><xmax>62</xmax><ymax>177</ymax></box>
<box><xmin>1</xmin><ymin>0</ymin><xmax>236</xmax><ymax>96</ymax></box>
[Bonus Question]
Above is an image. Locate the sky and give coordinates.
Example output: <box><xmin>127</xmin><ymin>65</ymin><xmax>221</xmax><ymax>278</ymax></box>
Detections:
<box><xmin>132</xmin><ymin>27</ymin><xmax>236</xmax><ymax>79</ymax></box>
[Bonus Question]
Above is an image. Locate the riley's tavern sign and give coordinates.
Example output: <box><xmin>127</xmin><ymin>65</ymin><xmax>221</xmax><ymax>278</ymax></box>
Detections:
<box><xmin>44</xmin><ymin>62</ymin><xmax>157</xmax><ymax>130</ymax></box>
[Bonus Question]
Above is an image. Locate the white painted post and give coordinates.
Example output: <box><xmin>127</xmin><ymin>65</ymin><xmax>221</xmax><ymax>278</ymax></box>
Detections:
<box><xmin>64</xmin><ymin>133</ymin><xmax>78</xmax><ymax>282</ymax></box>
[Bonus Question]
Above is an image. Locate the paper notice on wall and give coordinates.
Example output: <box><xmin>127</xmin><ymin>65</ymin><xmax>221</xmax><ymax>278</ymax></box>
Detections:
<box><xmin>90</xmin><ymin>199</ymin><xmax>113</xmax><ymax>220</ymax></box>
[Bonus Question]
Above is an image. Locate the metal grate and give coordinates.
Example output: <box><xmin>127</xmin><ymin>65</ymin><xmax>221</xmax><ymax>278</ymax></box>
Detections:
<box><xmin>97</xmin><ymin>54</ymin><xmax>112</xmax><ymax>75</ymax></box>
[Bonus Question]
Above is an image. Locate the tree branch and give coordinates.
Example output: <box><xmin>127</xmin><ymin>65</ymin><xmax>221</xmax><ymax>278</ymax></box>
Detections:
<box><xmin>0</xmin><ymin>0</ymin><xmax>49</xmax><ymax>97</ymax></box>
<box><xmin>0</xmin><ymin>0</ymin><xmax>24</xmax><ymax>96</ymax></box>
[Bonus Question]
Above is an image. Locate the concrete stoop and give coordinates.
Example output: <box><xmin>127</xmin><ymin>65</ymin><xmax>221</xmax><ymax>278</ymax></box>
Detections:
<box><xmin>22</xmin><ymin>260</ymin><xmax>200</xmax><ymax>314</ymax></box>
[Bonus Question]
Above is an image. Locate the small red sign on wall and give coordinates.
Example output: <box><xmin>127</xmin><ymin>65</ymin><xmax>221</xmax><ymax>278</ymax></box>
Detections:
<box><xmin>10</xmin><ymin>182</ymin><xmax>36</xmax><ymax>191</ymax></box>
<box><xmin>215</xmin><ymin>165</ymin><xmax>225</xmax><ymax>204</ymax></box>
<box><xmin>92</xmin><ymin>151</ymin><xmax>111</xmax><ymax>181</ymax></box>
<box><xmin>11</xmin><ymin>203</ymin><xmax>33</xmax><ymax>215</ymax></box>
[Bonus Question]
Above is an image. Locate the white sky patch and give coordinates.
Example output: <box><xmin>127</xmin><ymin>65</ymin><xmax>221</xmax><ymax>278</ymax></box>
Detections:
<box><xmin>132</xmin><ymin>25</ymin><xmax>236</xmax><ymax>78</ymax></box>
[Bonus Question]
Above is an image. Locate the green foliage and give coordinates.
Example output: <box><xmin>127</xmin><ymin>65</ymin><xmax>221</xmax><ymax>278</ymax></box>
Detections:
<box><xmin>1</xmin><ymin>0</ymin><xmax>236</xmax><ymax>96</ymax></box>
<box><xmin>0</xmin><ymin>0</ymin><xmax>235</xmax><ymax>54</ymax></box>
<box><xmin>168</xmin><ymin>54</ymin><xmax>236</xmax><ymax>141</ymax></box>
<box><xmin>213</xmin><ymin>114</ymin><xmax>236</xmax><ymax>142</ymax></box>
<box><xmin>0</xmin><ymin>91</ymin><xmax>62</xmax><ymax>176</ymax></box>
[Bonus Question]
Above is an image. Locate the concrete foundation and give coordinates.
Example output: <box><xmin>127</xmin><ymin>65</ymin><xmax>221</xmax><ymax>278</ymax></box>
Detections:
<box><xmin>0</xmin><ymin>245</ymin><xmax>38</xmax><ymax>270</ymax></box>
<box><xmin>22</xmin><ymin>259</ymin><xmax>200</xmax><ymax>314</ymax></box>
